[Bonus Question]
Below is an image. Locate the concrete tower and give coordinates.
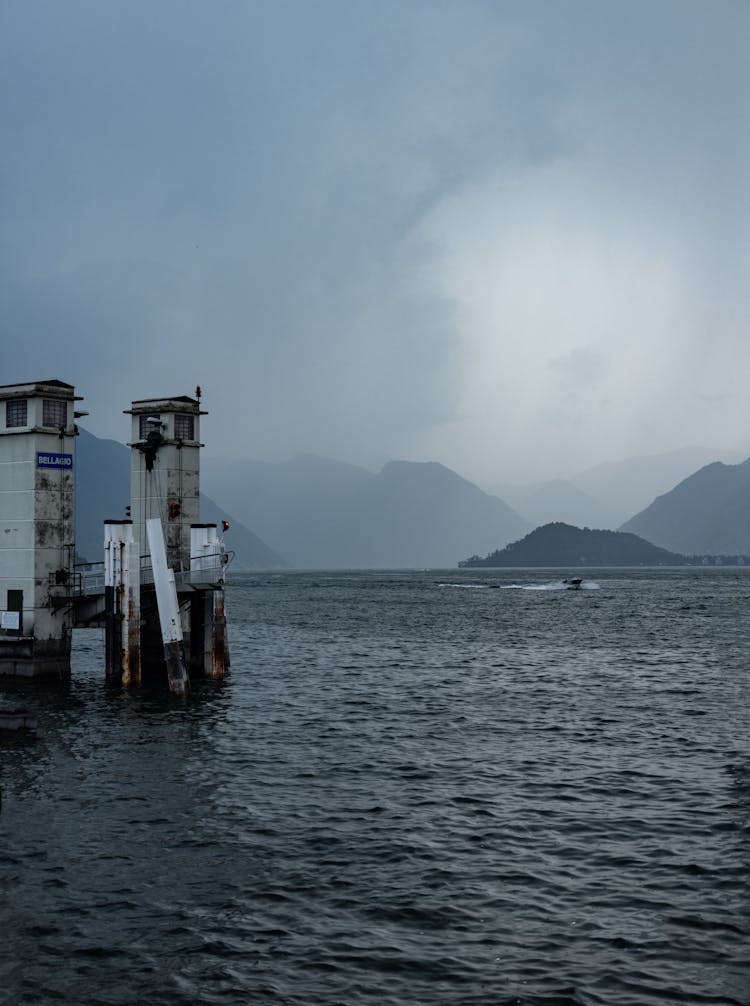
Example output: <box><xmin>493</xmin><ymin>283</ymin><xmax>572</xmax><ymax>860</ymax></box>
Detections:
<box><xmin>126</xmin><ymin>394</ymin><xmax>205</xmax><ymax>570</ymax></box>
<box><xmin>0</xmin><ymin>379</ymin><xmax>83</xmax><ymax>677</ymax></box>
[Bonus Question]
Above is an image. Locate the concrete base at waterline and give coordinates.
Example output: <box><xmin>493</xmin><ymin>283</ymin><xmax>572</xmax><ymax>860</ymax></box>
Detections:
<box><xmin>0</xmin><ymin>636</ymin><xmax>72</xmax><ymax>680</ymax></box>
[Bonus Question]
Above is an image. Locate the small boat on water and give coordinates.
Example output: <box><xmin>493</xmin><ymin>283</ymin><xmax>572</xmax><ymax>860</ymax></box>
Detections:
<box><xmin>562</xmin><ymin>577</ymin><xmax>583</xmax><ymax>590</ymax></box>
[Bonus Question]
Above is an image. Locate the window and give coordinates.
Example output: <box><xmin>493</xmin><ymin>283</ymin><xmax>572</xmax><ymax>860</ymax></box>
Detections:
<box><xmin>174</xmin><ymin>413</ymin><xmax>194</xmax><ymax>440</ymax></box>
<box><xmin>42</xmin><ymin>399</ymin><xmax>67</xmax><ymax>428</ymax></box>
<box><xmin>139</xmin><ymin>414</ymin><xmax>161</xmax><ymax>439</ymax></box>
<box><xmin>6</xmin><ymin>399</ymin><xmax>27</xmax><ymax>428</ymax></box>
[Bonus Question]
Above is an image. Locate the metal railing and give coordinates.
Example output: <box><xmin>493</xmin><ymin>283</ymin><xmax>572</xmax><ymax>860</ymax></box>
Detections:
<box><xmin>69</xmin><ymin>551</ymin><xmax>229</xmax><ymax>596</ymax></box>
<box><xmin>75</xmin><ymin>563</ymin><xmax>104</xmax><ymax>596</ymax></box>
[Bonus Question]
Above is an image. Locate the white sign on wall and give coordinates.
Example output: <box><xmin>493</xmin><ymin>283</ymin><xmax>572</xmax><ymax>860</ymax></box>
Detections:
<box><xmin>1</xmin><ymin>611</ymin><xmax>20</xmax><ymax>630</ymax></box>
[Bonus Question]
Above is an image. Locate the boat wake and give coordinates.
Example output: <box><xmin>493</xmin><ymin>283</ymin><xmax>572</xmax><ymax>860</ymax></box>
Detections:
<box><xmin>437</xmin><ymin>580</ymin><xmax>600</xmax><ymax>591</ymax></box>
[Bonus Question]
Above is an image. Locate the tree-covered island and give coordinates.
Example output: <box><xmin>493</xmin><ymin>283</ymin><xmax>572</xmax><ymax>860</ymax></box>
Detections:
<box><xmin>459</xmin><ymin>522</ymin><xmax>749</xmax><ymax>568</ymax></box>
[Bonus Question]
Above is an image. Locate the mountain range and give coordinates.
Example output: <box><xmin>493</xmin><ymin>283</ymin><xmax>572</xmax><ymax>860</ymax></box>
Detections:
<box><xmin>202</xmin><ymin>454</ymin><xmax>530</xmax><ymax>569</ymax></box>
<box><xmin>499</xmin><ymin>479</ymin><xmax>621</xmax><ymax>532</ymax></box>
<box><xmin>621</xmin><ymin>458</ymin><xmax>750</xmax><ymax>555</ymax></box>
<box><xmin>496</xmin><ymin>446</ymin><xmax>746</xmax><ymax>529</ymax></box>
<box><xmin>73</xmin><ymin>428</ymin><xmax>750</xmax><ymax>568</ymax></box>
<box><xmin>74</xmin><ymin>428</ymin><xmax>288</xmax><ymax>569</ymax></box>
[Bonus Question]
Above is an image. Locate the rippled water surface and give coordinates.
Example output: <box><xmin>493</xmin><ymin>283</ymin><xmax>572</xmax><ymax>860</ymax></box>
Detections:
<box><xmin>2</xmin><ymin>568</ymin><xmax>749</xmax><ymax>1005</ymax></box>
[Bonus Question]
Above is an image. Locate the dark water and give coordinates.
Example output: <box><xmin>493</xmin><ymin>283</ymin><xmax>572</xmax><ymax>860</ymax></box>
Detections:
<box><xmin>1</xmin><ymin>568</ymin><xmax>749</xmax><ymax>1006</ymax></box>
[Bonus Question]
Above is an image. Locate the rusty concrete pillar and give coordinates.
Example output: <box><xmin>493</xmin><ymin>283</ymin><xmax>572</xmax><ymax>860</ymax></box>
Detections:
<box><xmin>104</xmin><ymin>520</ymin><xmax>141</xmax><ymax>686</ymax></box>
<box><xmin>189</xmin><ymin>524</ymin><xmax>227</xmax><ymax>679</ymax></box>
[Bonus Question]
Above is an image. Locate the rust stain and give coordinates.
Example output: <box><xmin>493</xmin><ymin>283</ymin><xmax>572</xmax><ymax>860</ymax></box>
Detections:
<box><xmin>209</xmin><ymin>590</ymin><xmax>227</xmax><ymax>679</ymax></box>
<box><xmin>123</xmin><ymin>588</ymin><xmax>141</xmax><ymax>687</ymax></box>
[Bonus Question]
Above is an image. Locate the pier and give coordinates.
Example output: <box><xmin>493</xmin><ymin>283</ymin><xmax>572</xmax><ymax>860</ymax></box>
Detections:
<box><xmin>0</xmin><ymin>381</ymin><xmax>229</xmax><ymax>692</ymax></box>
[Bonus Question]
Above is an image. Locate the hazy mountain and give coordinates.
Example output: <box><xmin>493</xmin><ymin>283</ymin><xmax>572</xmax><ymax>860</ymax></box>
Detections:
<box><xmin>620</xmin><ymin>458</ymin><xmax>750</xmax><ymax>555</ymax></box>
<box><xmin>203</xmin><ymin>453</ymin><xmax>374</xmax><ymax>568</ymax></box>
<box><xmin>197</xmin><ymin>495</ymin><xmax>291</xmax><ymax>570</ymax></box>
<box><xmin>74</xmin><ymin>428</ymin><xmax>132</xmax><ymax>560</ymax></box>
<box><xmin>74</xmin><ymin>431</ymin><xmax>750</xmax><ymax>569</ymax></box>
<box><xmin>461</xmin><ymin>522</ymin><xmax>689</xmax><ymax>568</ymax></box>
<box><xmin>500</xmin><ymin>479</ymin><xmax>621</xmax><ymax>530</ymax></box>
<box><xmin>571</xmin><ymin>447</ymin><xmax>746</xmax><ymax>525</ymax></box>
<box><xmin>74</xmin><ymin>427</ymin><xmax>288</xmax><ymax>569</ymax></box>
<box><xmin>203</xmin><ymin>454</ymin><xmax>530</xmax><ymax>568</ymax></box>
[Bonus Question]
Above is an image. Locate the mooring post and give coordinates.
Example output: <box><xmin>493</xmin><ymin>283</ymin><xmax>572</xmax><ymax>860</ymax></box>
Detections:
<box><xmin>104</xmin><ymin>520</ymin><xmax>141</xmax><ymax>686</ymax></box>
<box><xmin>146</xmin><ymin>516</ymin><xmax>189</xmax><ymax>694</ymax></box>
<box><xmin>189</xmin><ymin>524</ymin><xmax>227</xmax><ymax>679</ymax></box>
<box><xmin>211</xmin><ymin>587</ymin><xmax>230</xmax><ymax>674</ymax></box>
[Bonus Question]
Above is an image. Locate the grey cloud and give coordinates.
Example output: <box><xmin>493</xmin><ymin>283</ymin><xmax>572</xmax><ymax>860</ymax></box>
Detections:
<box><xmin>1</xmin><ymin>1</ymin><xmax>747</xmax><ymax>486</ymax></box>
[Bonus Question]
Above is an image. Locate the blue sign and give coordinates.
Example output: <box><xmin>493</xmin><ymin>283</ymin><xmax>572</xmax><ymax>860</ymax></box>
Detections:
<box><xmin>37</xmin><ymin>452</ymin><xmax>73</xmax><ymax>469</ymax></box>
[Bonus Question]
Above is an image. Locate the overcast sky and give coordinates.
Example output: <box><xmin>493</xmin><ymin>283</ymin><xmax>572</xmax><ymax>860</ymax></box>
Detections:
<box><xmin>1</xmin><ymin>1</ymin><xmax>748</xmax><ymax>487</ymax></box>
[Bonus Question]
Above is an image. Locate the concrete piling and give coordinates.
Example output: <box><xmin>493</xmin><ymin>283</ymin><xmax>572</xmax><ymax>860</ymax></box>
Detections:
<box><xmin>104</xmin><ymin>520</ymin><xmax>141</xmax><ymax>686</ymax></box>
<box><xmin>190</xmin><ymin>524</ymin><xmax>228</xmax><ymax>679</ymax></box>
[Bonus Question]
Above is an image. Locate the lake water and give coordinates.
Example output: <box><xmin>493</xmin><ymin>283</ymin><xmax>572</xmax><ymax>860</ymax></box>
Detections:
<box><xmin>1</xmin><ymin>568</ymin><xmax>749</xmax><ymax>1005</ymax></box>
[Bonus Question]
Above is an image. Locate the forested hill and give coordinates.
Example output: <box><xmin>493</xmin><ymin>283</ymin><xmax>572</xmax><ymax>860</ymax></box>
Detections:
<box><xmin>460</xmin><ymin>522</ymin><xmax>689</xmax><ymax>567</ymax></box>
